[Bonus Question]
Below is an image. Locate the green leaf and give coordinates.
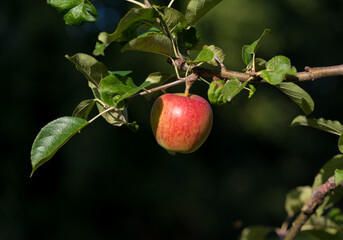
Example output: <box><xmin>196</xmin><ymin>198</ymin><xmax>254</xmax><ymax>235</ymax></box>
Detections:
<box><xmin>88</xmin><ymin>81</ymin><xmax>127</xmax><ymax>126</ymax></box>
<box><xmin>339</xmin><ymin>134</ymin><xmax>343</xmax><ymax>154</ymax></box>
<box><xmin>242</xmin><ymin>29</ymin><xmax>271</xmax><ymax>65</ymax></box>
<box><xmin>174</xmin><ymin>24</ymin><xmax>201</xmax><ymax>54</ymax></box>
<box><xmin>285</xmin><ymin>186</ymin><xmax>312</xmax><ymax>217</ymax></box>
<box><xmin>121</xmin><ymin>33</ymin><xmax>174</xmax><ymax>57</ymax></box>
<box><xmin>312</xmin><ymin>154</ymin><xmax>343</xmax><ymax>215</ymax></box>
<box><xmin>47</xmin><ymin>0</ymin><xmax>98</xmax><ymax>26</ymax></box>
<box><xmin>188</xmin><ymin>47</ymin><xmax>214</xmax><ymax>64</ymax></box>
<box><xmin>72</xmin><ymin>99</ymin><xmax>95</xmax><ymax>120</ymax></box>
<box><xmin>335</xmin><ymin>169</ymin><xmax>343</xmax><ymax>185</ymax></box>
<box><xmin>248</xmin><ymin>84</ymin><xmax>256</xmax><ymax>99</ymax></box>
<box><xmin>207</xmin><ymin>80</ymin><xmax>226</xmax><ymax>105</ymax></box>
<box><xmin>302</xmin><ymin>215</ymin><xmax>343</xmax><ymax>238</ymax></box>
<box><xmin>144</xmin><ymin>72</ymin><xmax>176</xmax><ymax>88</ymax></box>
<box><xmin>239</xmin><ymin>225</ymin><xmax>270</xmax><ymax>240</ymax></box>
<box><xmin>95</xmin><ymin>7</ymin><xmax>158</xmax><ymax>55</ymax></box>
<box><xmin>30</xmin><ymin>117</ymin><xmax>89</xmax><ymax>176</ymax></box>
<box><xmin>222</xmin><ymin>79</ymin><xmax>248</xmax><ymax>102</ymax></box>
<box><xmin>245</xmin><ymin>58</ymin><xmax>267</xmax><ymax>72</ymax></box>
<box><xmin>93</xmin><ymin>41</ymin><xmax>106</xmax><ymax>56</ymax></box>
<box><xmin>276</xmin><ymin>82</ymin><xmax>314</xmax><ymax>115</ymax></box>
<box><xmin>66</xmin><ymin>53</ymin><xmax>108</xmax><ymax>88</ymax></box>
<box><xmin>261</xmin><ymin>56</ymin><xmax>297</xmax><ymax>85</ymax></box>
<box><xmin>156</xmin><ymin>6</ymin><xmax>187</xmax><ymax>30</ymax></box>
<box><xmin>291</xmin><ymin>116</ymin><xmax>343</xmax><ymax>136</ymax></box>
<box><xmin>108</xmin><ymin>70</ymin><xmax>133</xmax><ymax>77</ymax></box>
<box><xmin>313</xmin><ymin>155</ymin><xmax>343</xmax><ymax>189</ymax></box>
<box><xmin>185</xmin><ymin>0</ymin><xmax>223</xmax><ymax>26</ymax></box>
<box><xmin>100</xmin><ymin>74</ymin><xmax>151</xmax><ymax>107</ymax></box>
<box><xmin>189</xmin><ymin>45</ymin><xmax>225</xmax><ymax>66</ymax></box>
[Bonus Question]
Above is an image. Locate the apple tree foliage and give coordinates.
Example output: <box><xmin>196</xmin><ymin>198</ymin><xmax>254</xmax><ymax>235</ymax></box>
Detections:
<box><xmin>31</xmin><ymin>0</ymin><xmax>343</xmax><ymax>239</ymax></box>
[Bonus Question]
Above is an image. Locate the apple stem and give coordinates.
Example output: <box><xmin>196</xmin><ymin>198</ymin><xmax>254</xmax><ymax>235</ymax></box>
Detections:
<box><xmin>184</xmin><ymin>76</ymin><xmax>195</xmax><ymax>97</ymax></box>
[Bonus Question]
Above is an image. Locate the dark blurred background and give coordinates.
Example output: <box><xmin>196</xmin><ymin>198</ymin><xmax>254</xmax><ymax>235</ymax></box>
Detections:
<box><xmin>1</xmin><ymin>0</ymin><xmax>343</xmax><ymax>239</ymax></box>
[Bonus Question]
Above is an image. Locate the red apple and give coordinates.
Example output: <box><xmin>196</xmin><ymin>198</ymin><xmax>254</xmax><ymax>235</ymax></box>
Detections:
<box><xmin>150</xmin><ymin>93</ymin><xmax>213</xmax><ymax>153</ymax></box>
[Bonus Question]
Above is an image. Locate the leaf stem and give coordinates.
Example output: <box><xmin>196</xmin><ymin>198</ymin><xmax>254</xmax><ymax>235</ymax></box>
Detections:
<box><xmin>170</xmin><ymin>57</ymin><xmax>181</xmax><ymax>80</ymax></box>
<box><xmin>199</xmin><ymin>77</ymin><xmax>211</xmax><ymax>85</ymax></box>
<box><xmin>88</xmin><ymin>106</ymin><xmax>116</xmax><ymax>124</ymax></box>
<box><xmin>168</xmin><ymin>0</ymin><xmax>175</xmax><ymax>8</ymax></box>
<box><xmin>126</xmin><ymin>0</ymin><xmax>146</xmax><ymax>8</ymax></box>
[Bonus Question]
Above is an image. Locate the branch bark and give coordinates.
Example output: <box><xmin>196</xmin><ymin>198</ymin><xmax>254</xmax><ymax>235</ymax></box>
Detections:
<box><xmin>190</xmin><ymin>64</ymin><xmax>343</xmax><ymax>83</ymax></box>
<box><xmin>283</xmin><ymin>176</ymin><xmax>343</xmax><ymax>240</ymax></box>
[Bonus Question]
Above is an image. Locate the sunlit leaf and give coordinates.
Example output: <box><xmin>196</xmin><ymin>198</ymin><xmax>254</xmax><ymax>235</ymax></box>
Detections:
<box><xmin>185</xmin><ymin>0</ymin><xmax>223</xmax><ymax>26</ymax></box>
<box><xmin>188</xmin><ymin>47</ymin><xmax>214</xmax><ymax>64</ymax></box>
<box><xmin>248</xmin><ymin>84</ymin><xmax>256</xmax><ymax>99</ymax></box>
<box><xmin>88</xmin><ymin>81</ymin><xmax>127</xmax><ymax>126</ymax></box>
<box><xmin>48</xmin><ymin>0</ymin><xmax>97</xmax><ymax>26</ymax></box>
<box><xmin>207</xmin><ymin>80</ymin><xmax>226</xmax><ymax>105</ymax></box>
<box><xmin>335</xmin><ymin>169</ymin><xmax>343</xmax><ymax>185</ymax></box>
<box><xmin>121</xmin><ymin>33</ymin><xmax>174</xmax><ymax>57</ymax></box>
<box><xmin>30</xmin><ymin>117</ymin><xmax>89</xmax><ymax>176</ymax></box>
<box><xmin>291</xmin><ymin>116</ymin><xmax>343</xmax><ymax>136</ymax></box>
<box><xmin>222</xmin><ymin>79</ymin><xmax>248</xmax><ymax>102</ymax></box>
<box><xmin>261</xmin><ymin>56</ymin><xmax>297</xmax><ymax>85</ymax></box>
<box><xmin>100</xmin><ymin>74</ymin><xmax>152</xmax><ymax>107</ymax></box>
<box><xmin>276</xmin><ymin>82</ymin><xmax>314</xmax><ymax>115</ymax></box>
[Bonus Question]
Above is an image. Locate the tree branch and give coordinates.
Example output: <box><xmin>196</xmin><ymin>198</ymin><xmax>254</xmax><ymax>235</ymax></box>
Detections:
<box><xmin>283</xmin><ymin>176</ymin><xmax>343</xmax><ymax>240</ymax></box>
<box><xmin>190</xmin><ymin>64</ymin><xmax>343</xmax><ymax>83</ymax></box>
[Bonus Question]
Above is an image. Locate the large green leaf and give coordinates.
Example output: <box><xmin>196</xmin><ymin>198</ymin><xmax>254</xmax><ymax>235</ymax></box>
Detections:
<box><xmin>276</xmin><ymin>82</ymin><xmax>314</xmax><ymax>115</ymax></box>
<box><xmin>261</xmin><ymin>56</ymin><xmax>297</xmax><ymax>85</ymax></box>
<box><xmin>285</xmin><ymin>186</ymin><xmax>312</xmax><ymax>217</ymax></box>
<box><xmin>66</xmin><ymin>53</ymin><xmax>108</xmax><ymax>88</ymax></box>
<box><xmin>239</xmin><ymin>225</ymin><xmax>270</xmax><ymax>240</ymax></box>
<box><xmin>185</xmin><ymin>0</ymin><xmax>223</xmax><ymax>26</ymax></box>
<box><xmin>100</xmin><ymin>74</ymin><xmax>152</xmax><ymax>107</ymax></box>
<box><xmin>30</xmin><ymin>117</ymin><xmax>89</xmax><ymax>176</ymax></box>
<box><xmin>291</xmin><ymin>116</ymin><xmax>343</xmax><ymax>136</ymax></box>
<box><xmin>121</xmin><ymin>33</ymin><xmax>174</xmax><ymax>57</ymax></box>
<box><xmin>95</xmin><ymin>7</ymin><xmax>158</xmax><ymax>55</ymax></box>
<box><xmin>47</xmin><ymin>0</ymin><xmax>98</xmax><ymax>26</ymax></box>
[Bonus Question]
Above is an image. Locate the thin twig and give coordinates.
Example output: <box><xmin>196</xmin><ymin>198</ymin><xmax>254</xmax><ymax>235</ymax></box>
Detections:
<box><xmin>176</xmin><ymin>63</ymin><xmax>343</xmax><ymax>83</ymax></box>
<box><xmin>283</xmin><ymin>176</ymin><xmax>343</xmax><ymax>240</ymax></box>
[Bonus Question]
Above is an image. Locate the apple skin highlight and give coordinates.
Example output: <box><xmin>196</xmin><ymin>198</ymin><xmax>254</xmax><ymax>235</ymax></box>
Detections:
<box><xmin>150</xmin><ymin>93</ymin><xmax>213</xmax><ymax>153</ymax></box>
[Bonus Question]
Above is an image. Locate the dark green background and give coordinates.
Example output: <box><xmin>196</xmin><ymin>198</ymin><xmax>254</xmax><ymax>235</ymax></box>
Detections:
<box><xmin>1</xmin><ymin>0</ymin><xmax>343</xmax><ymax>239</ymax></box>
